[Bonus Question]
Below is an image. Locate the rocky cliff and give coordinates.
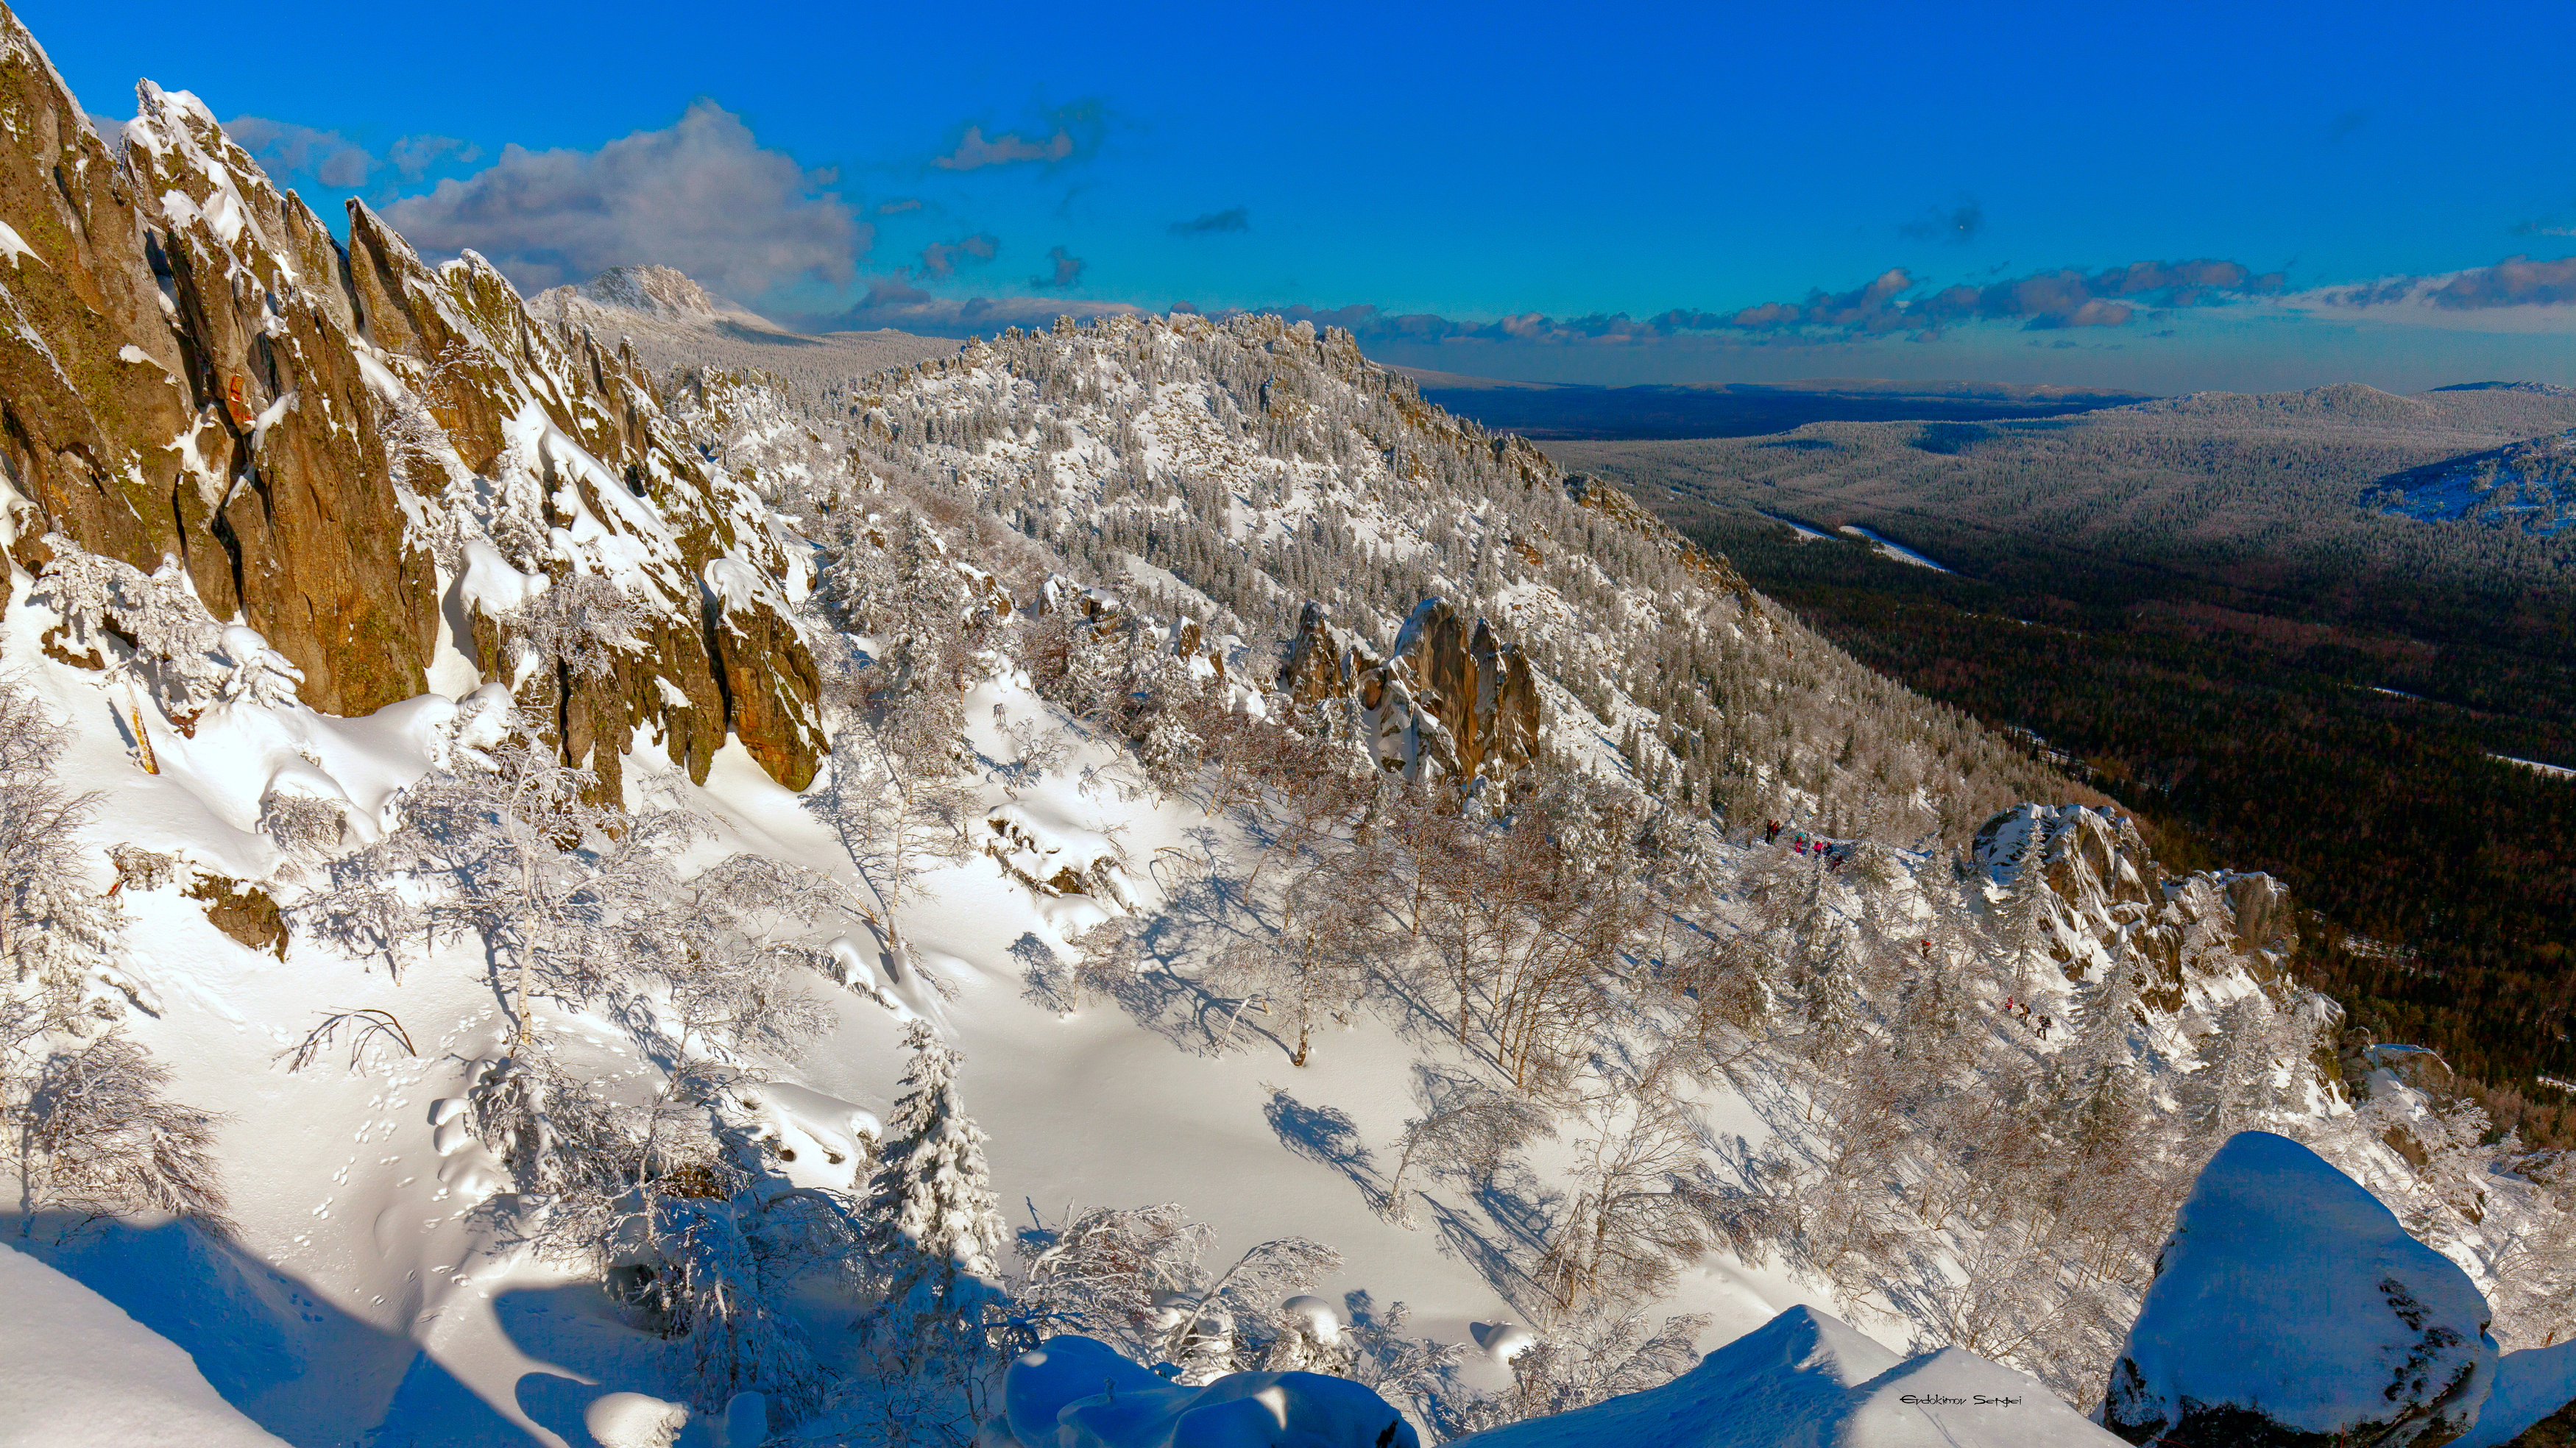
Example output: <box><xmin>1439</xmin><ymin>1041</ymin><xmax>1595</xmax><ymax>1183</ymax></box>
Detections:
<box><xmin>1279</xmin><ymin>596</ymin><xmax>1540</xmax><ymax>786</ymax></box>
<box><xmin>1975</xmin><ymin>801</ymin><xmax>2299</xmax><ymax>1012</ymax></box>
<box><xmin>0</xmin><ymin>6</ymin><xmax>823</xmax><ymax>793</ymax></box>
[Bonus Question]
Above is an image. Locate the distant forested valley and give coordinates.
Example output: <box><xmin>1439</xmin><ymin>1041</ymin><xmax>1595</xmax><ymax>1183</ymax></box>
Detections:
<box><xmin>1531</xmin><ymin>386</ymin><xmax>2576</xmax><ymax>1143</ymax></box>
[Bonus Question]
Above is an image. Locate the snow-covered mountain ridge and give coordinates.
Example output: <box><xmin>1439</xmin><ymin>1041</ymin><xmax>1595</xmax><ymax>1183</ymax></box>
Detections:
<box><xmin>529</xmin><ymin>268</ymin><xmax>955</xmax><ymax>384</ymax></box>
<box><xmin>0</xmin><ymin>6</ymin><xmax>2567</xmax><ymax>1446</ymax></box>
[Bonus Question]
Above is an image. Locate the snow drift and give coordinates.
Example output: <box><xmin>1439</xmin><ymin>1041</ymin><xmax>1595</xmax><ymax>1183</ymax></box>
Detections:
<box><xmin>2454</xmin><ymin>1341</ymin><xmax>2576</xmax><ymax>1448</ymax></box>
<box><xmin>1448</xmin><ymin>1305</ymin><xmax>2118</xmax><ymax>1448</ymax></box>
<box><xmin>0</xmin><ymin>1242</ymin><xmax>291</xmax><ymax>1448</ymax></box>
<box><xmin>994</xmin><ymin>1335</ymin><xmax>1420</xmax><ymax>1448</ymax></box>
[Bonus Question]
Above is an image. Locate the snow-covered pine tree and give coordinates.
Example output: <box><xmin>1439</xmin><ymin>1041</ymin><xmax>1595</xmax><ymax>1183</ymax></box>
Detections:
<box><xmin>1990</xmin><ymin>863</ymin><xmax>2056</xmax><ymax>999</ymax></box>
<box><xmin>860</xmin><ymin>1021</ymin><xmax>1005</xmax><ymax>1312</ymax></box>
<box><xmin>2187</xmin><ymin>990</ymin><xmax>2283</xmax><ymax>1143</ymax></box>
<box><xmin>2057</xmin><ymin>942</ymin><xmax>2149</xmax><ymax>1156</ymax></box>
<box><xmin>1788</xmin><ymin>872</ymin><xmax>1866</xmax><ymax>1063</ymax></box>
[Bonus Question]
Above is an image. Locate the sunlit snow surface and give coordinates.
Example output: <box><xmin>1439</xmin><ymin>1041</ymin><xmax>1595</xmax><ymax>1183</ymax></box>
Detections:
<box><xmin>0</xmin><ymin>557</ymin><xmax>1812</xmax><ymax>1443</ymax></box>
<box><xmin>0</xmin><ymin>572</ymin><xmax>2536</xmax><ymax>1445</ymax></box>
<box><xmin>0</xmin><ymin>343</ymin><xmax>2550</xmax><ymax>1439</ymax></box>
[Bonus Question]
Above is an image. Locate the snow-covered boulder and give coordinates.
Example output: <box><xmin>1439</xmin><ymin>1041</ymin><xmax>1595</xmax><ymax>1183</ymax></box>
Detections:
<box><xmin>0</xmin><ymin>1243</ymin><xmax>289</xmax><ymax>1447</ymax></box>
<box><xmin>1000</xmin><ymin>1335</ymin><xmax>1170</xmax><ymax>1444</ymax></box>
<box><xmin>1451</xmin><ymin>1304</ymin><xmax>2119</xmax><ymax>1448</ymax></box>
<box><xmin>2452</xmin><ymin>1341</ymin><xmax>2576</xmax><ymax>1448</ymax></box>
<box><xmin>582</xmin><ymin>1391</ymin><xmax>690</xmax><ymax>1448</ymax></box>
<box><xmin>991</xmin><ymin>1335</ymin><xmax>1418</xmax><ymax>1447</ymax></box>
<box><xmin>2103</xmin><ymin>1131</ymin><xmax>2499</xmax><ymax>1448</ymax></box>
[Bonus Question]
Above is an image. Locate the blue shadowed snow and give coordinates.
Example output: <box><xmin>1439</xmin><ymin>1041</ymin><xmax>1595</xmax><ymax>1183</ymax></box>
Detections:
<box><xmin>2458</xmin><ymin>1341</ymin><xmax>2576</xmax><ymax>1448</ymax></box>
<box><xmin>2368</xmin><ymin>430</ymin><xmax>2572</xmax><ymax>536</ymax></box>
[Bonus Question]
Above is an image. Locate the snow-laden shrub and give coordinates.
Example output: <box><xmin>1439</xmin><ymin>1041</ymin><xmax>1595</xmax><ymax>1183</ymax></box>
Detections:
<box><xmin>1426</xmin><ymin>1306</ymin><xmax>1708</xmax><ymax>1441</ymax></box>
<box><xmin>1006</xmin><ymin>1199</ymin><xmax>1344</xmax><ymax>1385</ymax></box>
<box><xmin>9</xmin><ymin>1029</ymin><xmax>236</xmax><ymax>1238</ymax></box>
<box><xmin>29</xmin><ymin>542</ymin><xmax>305</xmax><ymax>718</ymax></box>
<box><xmin>259</xmin><ymin>791</ymin><xmax>348</xmax><ymax>864</ymax></box>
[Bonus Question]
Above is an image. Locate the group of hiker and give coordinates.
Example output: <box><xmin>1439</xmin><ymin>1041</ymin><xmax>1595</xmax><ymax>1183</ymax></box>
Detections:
<box><xmin>1762</xmin><ymin>818</ymin><xmax>1849</xmax><ymax>870</ymax></box>
<box><xmin>2000</xmin><ymin>995</ymin><xmax>2054</xmax><ymax>1038</ymax></box>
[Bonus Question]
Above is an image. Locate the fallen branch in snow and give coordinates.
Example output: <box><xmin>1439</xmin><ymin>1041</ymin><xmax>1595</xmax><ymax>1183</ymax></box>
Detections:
<box><xmin>283</xmin><ymin>1009</ymin><xmax>417</xmax><ymax>1075</ymax></box>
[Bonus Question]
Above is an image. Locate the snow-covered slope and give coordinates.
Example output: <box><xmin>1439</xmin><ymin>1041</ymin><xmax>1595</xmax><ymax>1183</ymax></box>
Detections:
<box><xmin>0</xmin><ymin>10</ymin><xmax>2568</xmax><ymax>1446</ymax></box>
<box><xmin>1450</xmin><ymin>1305</ymin><xmax>2117</xmax><ymax>1448</ymax></box>
<box><xmin>0</xmin><ymin>1243</ymin><xmax>291</xmax><ymax>1447</ymax></box>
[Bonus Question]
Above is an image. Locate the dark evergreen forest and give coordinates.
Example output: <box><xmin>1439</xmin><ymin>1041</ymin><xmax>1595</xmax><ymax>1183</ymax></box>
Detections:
<box><xmin>1669</xmin><ymin>508</ymin><xmax>2576</xmax><ymax>1144</ymax></box>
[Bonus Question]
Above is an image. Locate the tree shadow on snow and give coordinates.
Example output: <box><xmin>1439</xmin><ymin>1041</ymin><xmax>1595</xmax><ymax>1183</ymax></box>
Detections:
<box><xmin>1261</xmin><ymin>1087</ymin><xmax>1384</xmax><ymax>1205</ymax></box>
<box><xmin>1421</xmin><ymin>1195</ymin><xmax>1549</xmax><ymax>1323</ymax></box>
<box><xmin>492</xmin><ymin>1278</ymin><xmax>771</xmax><ymax>1448</ymax></box>
<box><xmin>1468</xmin><ymin>1161</ymin><xmax>1563</xmax><ymax>1260</ymax></box>
<box><xmin>1039</xmin><ymin>873</ymin><xmax>1275</xmax><ymax>1057</ymax></box>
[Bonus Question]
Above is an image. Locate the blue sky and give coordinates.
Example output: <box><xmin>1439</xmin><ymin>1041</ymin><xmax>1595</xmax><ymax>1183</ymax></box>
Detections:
<box><xmin>25</xmin><ymin>0</ymin><xmax>2576</xmax><ymax>391</ymax></box>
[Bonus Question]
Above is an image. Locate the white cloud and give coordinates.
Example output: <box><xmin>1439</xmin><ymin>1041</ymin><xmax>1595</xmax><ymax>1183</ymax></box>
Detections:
<box><xmin>383</xmin><ymin>101</ymin><xmax>866</xmax><ymax>299</ymax></box>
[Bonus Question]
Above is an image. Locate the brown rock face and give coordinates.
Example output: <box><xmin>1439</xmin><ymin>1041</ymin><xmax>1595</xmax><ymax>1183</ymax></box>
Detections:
<box><xmin>124</xmin><ymin>84</ymin><xmax>436</xmax><ymax>715</ymax></box>
<box><xmin>0</xmin><ymin>4</ymin><xmax>824</xmax><ymax>792</ymax></box>
<box><xmin>1387</xmin><ymin>597</ymin><xmax>1538</xmax><ymax>781</ymax></box>
<box><xmin>0</xmin><ymin>25</ymin><xmax>194</xmax><ymax>578</ymax></box>
<box><xmin>1278</xmin><ymin>600</ymin><xmax>1353</xmax><ymax>708</ymax></box>
<box><xmin>0</xmin><ymin>33</ymin><xmax>428</xmax><ymax>714</ymax></box>
<box><xmin>330</xmin><ymin>219</ymin><xmax>826</xmax><ymax>792</ymax></box>
<box><xmin>1278</xmin><ymin>595</ymin><xmax>1540</xmax><ymax>786</ymax></box>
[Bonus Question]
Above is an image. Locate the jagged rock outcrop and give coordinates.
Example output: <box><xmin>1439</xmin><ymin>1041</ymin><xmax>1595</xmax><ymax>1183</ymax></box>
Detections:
<box><xmin>2103</xmin><ymin>1131</ymin><xmax>2499</xmax><ymax>1448</ymax></box>
<box><xmin>0</xmin><ymin>28</ymin><xmax>430</xmax><ymax>714</ymax></box>
<box><xmin>1384</xmin><ymin>597</ymin><xmax>1539</xmax><ymax>780</ymax></box>
<box><xmin>1279</xmin><ymin>600</ymin><xmax>1354</xmax><ymax>709</ymax></box>
<box><xmin>1277</xmin><ymin>596</ymin><xmax>1540</xmax><ymax>786</ymax></box>
<box><xmin>342</xmin><ymin>211</ymin><xmax>826</xmax><ymax>792</ymax></box>
<box><xmin>1976</xmin><ymin>802</ymin><xmax>2295</xmax><ymax>1009</ymax></box>
<box><xmin>0</xmin><ymin>4</ymin><xmax>824</xmax><ymax>792</ymax></box>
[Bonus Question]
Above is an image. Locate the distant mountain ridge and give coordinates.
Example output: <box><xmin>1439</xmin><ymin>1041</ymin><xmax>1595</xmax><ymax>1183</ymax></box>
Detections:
<box><xmin>541</xmin><ymin>263</ymin><xmax>731</xmax><ymax>320</ymax></box>
<box><xmin>1402</xmin><ymin>371</ymin><xmax>2151</xmax><ymax>439</ymax></box>
<box><xmin>531</xmin><ymin>264</ymin><xmax>956</xmax><ymax>380</ymax></box>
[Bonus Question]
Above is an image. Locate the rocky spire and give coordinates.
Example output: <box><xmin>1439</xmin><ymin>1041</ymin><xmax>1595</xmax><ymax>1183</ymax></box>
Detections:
<box><xmin>0</xmin><ymin>0</ymin><xmax>824</xmax><ymax>791</ymax></box>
